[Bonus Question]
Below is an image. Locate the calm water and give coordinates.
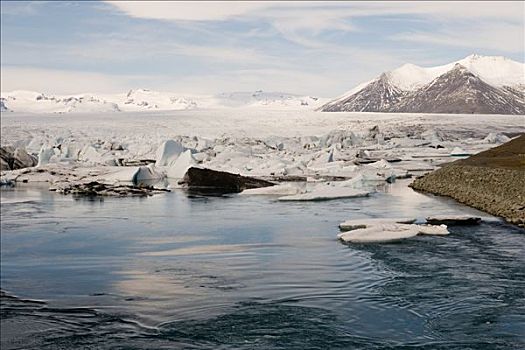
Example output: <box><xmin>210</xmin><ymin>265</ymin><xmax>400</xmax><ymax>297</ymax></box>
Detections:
<box><xmin>1</xmin><ymin>180</ymin><xmax>524</xmax><ymax>349</ymax></box>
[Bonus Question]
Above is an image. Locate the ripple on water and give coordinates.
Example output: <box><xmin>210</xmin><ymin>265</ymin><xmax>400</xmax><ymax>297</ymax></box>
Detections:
<box><xmin>1</xmin><ymin>185</ymin><xmax>524</xmax><ymax>349</ymax></box>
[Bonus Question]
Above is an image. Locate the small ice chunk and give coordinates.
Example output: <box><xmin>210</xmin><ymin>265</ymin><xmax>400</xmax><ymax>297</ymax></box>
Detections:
<box><xmin>241</xmin><ymin>183</ymin><xmax>302</xmax><ymax>196</ymax></box>
<box><xmin>136</xmin><ymin>164</ymin><xmax>164</xmax><ymax>182</ymax></box>
<box><xmin>416</xmin><ymin>224</ymin><xmax>449</xmax><ymax>235</ymax></box>
<box><xmin>366</xmin><ymin>159</ymin><xmax>391</xmax><ymax>169</ymax></box>
<box><xmin>279</xmin><ymin>187</ymin><xmax>369</xmax><ymax>201</ymax></box>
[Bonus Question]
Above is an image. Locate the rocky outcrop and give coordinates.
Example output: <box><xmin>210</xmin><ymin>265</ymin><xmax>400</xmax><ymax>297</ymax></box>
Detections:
<box><xmin>0</xmin><ymin>146</ymin><xmax>38</xmax><ymax>170</ymax></box>
<box><xmin>50</xmin><ymin>181</ymin><xmax>170</xmax><ymax>197</ymax></box>
<box><xmin>180</xmin><ymin>167</ymin><xmax>275</xmax><ymax>193</ymax></box>
<box><xmin>410</xmin><ymin>135</ymin><xmax>525</xmax><ymax>226</ymax></box>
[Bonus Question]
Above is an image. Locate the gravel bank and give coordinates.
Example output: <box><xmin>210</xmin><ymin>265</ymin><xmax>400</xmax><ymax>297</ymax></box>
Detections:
<box><xmin>410</xmin><ymin>135</ymin><xmax>525</xmax><ymax>226</ymax></box>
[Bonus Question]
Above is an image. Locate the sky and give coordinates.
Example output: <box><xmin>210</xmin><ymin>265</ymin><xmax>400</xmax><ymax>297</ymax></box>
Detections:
<box><xmin>1</xmin><ymin>1</ymin><xmax>524</xmax><ymax>97</ymax></box>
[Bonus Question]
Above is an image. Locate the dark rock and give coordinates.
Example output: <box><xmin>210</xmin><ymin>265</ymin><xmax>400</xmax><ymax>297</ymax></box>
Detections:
<box><xmin>122</xmin><ymin>159</ymin><xmax>156</xmax><ymax>166</ymax></box>
<box><xmin>0</xmin><ymin>146</ymin><xmax>37</xmax><ymax>170</ymax></box>
<box><xmin>0</xmin><ymin>157</ymin><xmax>10</xmax><ymax>171</ymax></box>
<box><xmin>50</xmin><ymin>181</ymin><xmax>170</xmax><ymax>197</ymax></box>
<box><xmin>12</xmin><ymin>148</ymin><xmax>37</xmax><ymax>169</ymax></box>
<box><xmin>180</xmin><ymin>167</ymin><xmax>275</xmax><ymax>193</ymax></box>
<box><xmin>425</xmin><ymin>216</ymin><xmax>481</xmax><ymax>226</ymax></box>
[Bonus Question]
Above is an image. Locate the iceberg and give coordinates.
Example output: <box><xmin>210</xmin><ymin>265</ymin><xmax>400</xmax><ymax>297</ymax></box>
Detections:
<box><xmin>37</xmin><ymin>146</ymin><xmax>55</xmax><ymax>167</ymax></box>
<box><xmin>167</xmin><ymin>150</ymin><xmax>196</xmax><ymax>179</ymax></box>
<box><xmin>155</xmin><ymin>140</ymin><xmax>186</xmax><ymax>167</ymax></box>
<box><xmin>102</xmin><ymin>164</ymin><xmax>164</xmax><ymax>184</ymax></box>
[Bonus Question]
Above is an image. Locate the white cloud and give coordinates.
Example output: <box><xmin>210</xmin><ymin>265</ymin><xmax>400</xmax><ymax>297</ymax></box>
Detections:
<box><xmin>105</xmin><ymin>1</ymin><xmax>269</xmax><ymax>21</ymax></box>
<box><xmin>104</xmin><ymin>1</ymin><xmax>524</xmax><ymax>23</ymax></box>
<box><xmin>103</xmin><ymin>1</ymin><xmax>524</xmax><ymax>53</ymax></box>
<box><xmin>391</xmin><ymin>22</ymin><xmax>525</xmax><ymax>53</ymax></box>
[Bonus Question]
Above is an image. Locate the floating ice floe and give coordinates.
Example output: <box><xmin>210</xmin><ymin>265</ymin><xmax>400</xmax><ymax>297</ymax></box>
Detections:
<box><xmin>339</xmin><ymin>224</ymin><xmax>421</xmax><ymax>243</ymax></box>
<box><xmin>426</xmin><ymin>215</ymin><xmax>481</xmax><ymax>225</ymax></box>
<box><xmin>338</xmin><ymin>223</ymin><xmax>449</xmax><ymax>243</ymax></box>
<box><xmin>167</xmin><ymin>150</ymin><xmax>196</xmax><ymax>179</ymax></box>
<box><xmin>155</xmin><ymin>140</ymin><xmax>186</xmax><ymax>167</ymax></box>
<box><xmin>338</xmin><ymin>217</ymin><xmax>417</xmax><ymax>232</ymax></box>
<box><xmin>278</xmin><ymin>186</ymin><xmax>369</xmax><ymax>201</ymax></box>
<box><xmin>240</xmin><ymin>183</ymin><xmax>303</xmax><ymax>196</ymax></box>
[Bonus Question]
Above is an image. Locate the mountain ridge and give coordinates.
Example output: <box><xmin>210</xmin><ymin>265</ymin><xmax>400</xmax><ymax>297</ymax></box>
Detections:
<box><xmin>319</xmin><ymin>55</ymin><xmax>525</xmax><ymax>114</ymax></box>
<box><xmin>0</xmin><ymin>89</ymin><xmax>326</xmax><ymax>113</ymax></box>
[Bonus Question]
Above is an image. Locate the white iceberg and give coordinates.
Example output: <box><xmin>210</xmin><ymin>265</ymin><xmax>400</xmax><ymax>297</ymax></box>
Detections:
<box><xmin>102</xmin><ymin>164</ymin><xmax>164</xmax><ymax>184</ymax></box>
<box><xmin>167</xmin><ymin>150</ymin><xmax>196</xmax><ymax>179</ymax></box>
<box><xmin>37</xmin><ymin>146</ymin><xmax>55</xmax><ymax>167</ymax></box>
<box><xmin>155</xmin><ymin>140</ymin><xmax>186</xmax><ymax>167</ymax></box>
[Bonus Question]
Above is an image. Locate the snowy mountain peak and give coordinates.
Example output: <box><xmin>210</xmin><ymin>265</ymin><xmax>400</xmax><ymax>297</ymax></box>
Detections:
<box><xmin>320</xmin><ymin>54</ymin><xmax>525</xmax><ymax>114</ymax></box>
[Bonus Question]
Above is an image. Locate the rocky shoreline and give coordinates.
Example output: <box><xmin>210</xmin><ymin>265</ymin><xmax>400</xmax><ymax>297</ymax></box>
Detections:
<box><xmin>410</xmin><ymin>135</ymin><xmax>525</xmax><ymax>227</ymax></box>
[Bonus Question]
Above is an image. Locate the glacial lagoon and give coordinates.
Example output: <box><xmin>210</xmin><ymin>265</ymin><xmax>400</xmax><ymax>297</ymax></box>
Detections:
<box><xmin>1</xmin><ymin>180</ymin><xmax>524</xmax><ymax>349</ymax></box>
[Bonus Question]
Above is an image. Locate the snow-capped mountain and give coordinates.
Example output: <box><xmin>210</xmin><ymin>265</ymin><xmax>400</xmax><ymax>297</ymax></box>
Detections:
<box><xmin>391</xmin><ymin>64</ymin><xmax>525</xmax><ymax>114</ymax></box>
<box><xmin>320</xmin><ymin>55</ymin><xmax>525</xmax><ymax>114</ymax></box>
<box><xmin>0</xmin><ymin>89</ymin><xmax>324</xmax><ymax>113</ymax></box>
<box><xmin>0</xmin><ymin>91</ymin><xmax>120</xmax><ymax>113</ymax></box>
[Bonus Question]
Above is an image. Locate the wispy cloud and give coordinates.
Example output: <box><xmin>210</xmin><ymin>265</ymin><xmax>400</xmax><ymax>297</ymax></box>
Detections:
<box><xmin>391</xmin><ymin>22</ymin><xmax>524</xmax><ymax>53</ymax></box>
<box><xmin>1</xmin><ymin>1</ymin><xmax>523</xmax><ymax>96</ymax></box>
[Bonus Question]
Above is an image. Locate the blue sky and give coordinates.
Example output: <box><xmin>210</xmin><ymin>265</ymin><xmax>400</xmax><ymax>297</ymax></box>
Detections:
<box><xmin>1</xmin><ymin>1</ymin><xmax>523</xmax><ymax>96</ymax></box>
